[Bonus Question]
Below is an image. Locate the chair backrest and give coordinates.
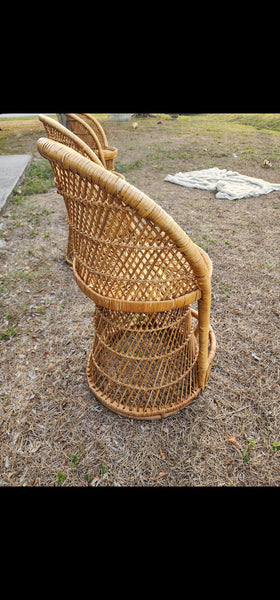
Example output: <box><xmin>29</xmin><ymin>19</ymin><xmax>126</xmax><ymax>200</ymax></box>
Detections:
<box><xmin>76</xmin><ymin>113</ymin><xmax>109</xmax><ymax>148</ymax></box>
<box><xmin>37</xmin><ymin>137</ymin><xmax>212</xmax><ymax>388</ymax></box>
<box><xmin>64</xmin><ymin>113</ymin><xmax>106</xmax><ymax>167</ymax></box>
<box><xmin>38</xmin><ymin>114</ymin><xmax>104</xmax><ymax>166</ymax></box>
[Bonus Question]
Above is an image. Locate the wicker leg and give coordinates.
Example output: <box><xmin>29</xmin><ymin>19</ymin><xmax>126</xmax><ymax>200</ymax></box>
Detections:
<box><xmin>86</xmin><ymin>305</ymin><xmax>204</xmax><ymax>420</ymax></box>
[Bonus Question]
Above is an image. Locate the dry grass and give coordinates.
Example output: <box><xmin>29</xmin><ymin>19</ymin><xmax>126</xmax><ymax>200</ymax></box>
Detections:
<box><xmin>0</xmin><ymin>113</ymin><xmax>280</xmax><ymax>486</ymax></box>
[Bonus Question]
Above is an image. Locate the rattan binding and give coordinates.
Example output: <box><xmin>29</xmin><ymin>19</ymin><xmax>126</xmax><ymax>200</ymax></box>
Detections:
<box><xmin>37</xmin><ymin>137</ymin><xmax>216</xmax><ymax>419</ymax></box>
<box><xmin>38</xmin><ymin>114</ymin><xmax>124</xmax><ymax>264</ymax></box>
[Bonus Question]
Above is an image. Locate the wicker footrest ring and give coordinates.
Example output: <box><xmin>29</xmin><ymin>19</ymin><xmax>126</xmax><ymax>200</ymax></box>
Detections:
<box><xmin>86</xmin><ymin>305</ymin><xmax>215</xmax><ymax>420</ymax></box>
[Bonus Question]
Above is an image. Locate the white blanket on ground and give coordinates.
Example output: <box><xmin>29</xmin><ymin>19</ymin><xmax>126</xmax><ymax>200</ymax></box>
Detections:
<box><xmin>164</xmin><ymin>167</ymin><xmax>280</xmax><ymax>200</ymax></box>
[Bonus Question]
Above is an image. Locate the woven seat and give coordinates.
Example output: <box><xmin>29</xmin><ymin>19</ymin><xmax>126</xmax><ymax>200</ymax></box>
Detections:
<box><xmin>39</xmin><ymin>114</ymin><xmax>124</xmax><ymax>264</ymax></box>
<box><xmin>37</xmin><ymin>137</ymin><xmax>216</xmax><ymax>419</ymax></box>
<box><xmin>65</xmin><ymin>113</ymin><xmax>118</xmax><ymax>171</ymax></box>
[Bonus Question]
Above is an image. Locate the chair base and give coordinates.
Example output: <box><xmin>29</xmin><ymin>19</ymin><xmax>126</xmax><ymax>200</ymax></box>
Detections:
<box><xmin>85</xmin><ymin>305</ymin><xmax>215</xmax><ymax>420</ymax></box>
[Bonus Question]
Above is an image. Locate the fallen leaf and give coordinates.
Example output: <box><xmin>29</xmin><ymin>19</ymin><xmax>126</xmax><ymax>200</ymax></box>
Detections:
<box><xmin>27</xmin><ymin>478</ymin><xmax>36</xmax><ymax>486</ymax></box>
<box><xmin>47</xmin><ymin>360</ymin><xmax>62</xmax><ymax>370</ymax></box>
<box><xmin>149</xmin><ymin>471</ymin><xmax>169</xmax><ymax>481</ymax></box>
<box><xmin>263</xmin><ymin>159</ymin><xmax>272</xmax><ymax>168</ymax></box>
<box><xmin>226</xmin><ymin>436</ymin><xmax>241</xmax><ymax>448</ymax></box>
<box><xmin>156</xmin><ymin>471</ymin><xmax>169</xmax><ymax>479</ymax></box>
<box><xmin>90</xmin><ymin>476</ymin><xmax>100</xmax><ymax>486</ymax></box>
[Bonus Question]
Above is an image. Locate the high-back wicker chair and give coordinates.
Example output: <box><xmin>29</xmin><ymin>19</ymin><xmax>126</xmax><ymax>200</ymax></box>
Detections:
<box><xmin>37</xmin><ymin>137</ymin><xmax>216</xmax><ymax>420</ymax></box>
<box><xmin>65</xmin><ymin>113</ymin><xmax>118</xmax><ymax>171</ymax></box>
<box><xmin>38</xmin><ymin>114</ymin><xmax>124</xmax><ymax>264</ymax></box>
<box><xmin>76</xmin><ymin>113</ymin><xmax>109</xmax><ymax>148</ymax></box>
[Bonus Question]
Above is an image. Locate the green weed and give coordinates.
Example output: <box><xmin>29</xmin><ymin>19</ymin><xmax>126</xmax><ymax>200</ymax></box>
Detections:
<box><xmin>243</xmin><ymin>439</ymin><xmax>256</xmax><ymax>464</ymax></box>
<box><xmin>100</xmin><ymin>464</ymin><xmax>108</xmax><ymax>475</ymax></box>
<box><xmin>56</xmin><ymin>472</ymin><xmax>66</xmax><ymax>485</ymax></box>
<box><xmin>71</xmin><ymin>453</ymin><xmax>80</xmax><ymax>466</ymax></box>
<box><xmin>13</xmin><ymin>160</ymin><xmax>54</xmax><ymax>200</ymax></box>
<box><xmin>84</xmin><ymin>474</ymin><xmax>93</xmax><ymax>484</ymax></box>
<box><xmin>0</xmin><ymin>324</ymin><xmax>17</xmax><ymax>340</ymax></box>
<box><xmin>120</xmin><ymin>159</ymin><xmax>143</xmax><ymax>172</ymax></box>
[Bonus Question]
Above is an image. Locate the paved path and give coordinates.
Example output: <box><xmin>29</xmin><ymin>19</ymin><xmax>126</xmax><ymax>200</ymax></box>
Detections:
<box><xmin>0</xmin><ymin>155</ymin><xmax>32</xmax><ymax>214</ymax></box>
<box><xmin>0</xmin><ymin>113</ymin><xmax>55</xmax><ymax>119</ymax></box>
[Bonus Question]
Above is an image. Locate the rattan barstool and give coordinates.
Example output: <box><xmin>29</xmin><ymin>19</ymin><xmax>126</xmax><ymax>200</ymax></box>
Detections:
<box><xmin>65</xmin><ymin>113</ymin><xmax>118</xmax><ymax>171</ymax></box>
<box><xmin>39</xmin><ymin>114</ymin><xmax>124</xmax><ymax>264</ymax></box>
<box><xmin>37</xmin><ymin>137</ymin><xmax>216</xmax><ymax>420</ymax></box>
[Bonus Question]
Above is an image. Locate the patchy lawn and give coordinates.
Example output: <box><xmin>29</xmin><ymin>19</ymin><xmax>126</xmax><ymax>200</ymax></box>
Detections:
<box><xmin>0</xmin><ymin>113</ymin><xmax>280</xmax><ymax>486</ymax></box>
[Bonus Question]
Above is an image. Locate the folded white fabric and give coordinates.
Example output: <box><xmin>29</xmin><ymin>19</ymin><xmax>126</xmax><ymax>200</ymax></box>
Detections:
<box><xmin>164</xmin><ymin>167</ymin><xmax>280</xmax><ymax>200</ymax></box>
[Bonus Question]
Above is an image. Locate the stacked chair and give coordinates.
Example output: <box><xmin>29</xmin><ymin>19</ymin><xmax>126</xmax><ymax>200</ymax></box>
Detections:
<box><xmin>65</xmin><ymin>113</ymin><xmax>118</xmax><ymax>170</ymax></box>
<box><xmin>37</xmin><ymin>116</ymin><xmax>216</xmax><ymax>419</ymax></box>
<box><xmin>39</xmin><ymin>114</ymin><xmax>124</xmax><ymax>264</ymax></box>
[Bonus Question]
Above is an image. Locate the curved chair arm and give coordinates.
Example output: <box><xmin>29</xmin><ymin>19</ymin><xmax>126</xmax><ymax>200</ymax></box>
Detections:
<box><xmin>39</xmin><ymin>114</ymin><xmax>124</xmax><ymax>180</ymax></box>
<box><xmin>39</xmin><ymin>114</ymin><xmax>104</xmax><ymax>166</ymax></box>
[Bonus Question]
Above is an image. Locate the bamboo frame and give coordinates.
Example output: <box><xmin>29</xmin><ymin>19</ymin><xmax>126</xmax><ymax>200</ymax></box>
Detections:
<box><xmin>37</xmin><ymin>137</ymin><xmax>216</xmax><ymax>419</ymax></box>
<box><xmin>39</xmin><ymin>114</ymin><xmax>124</xmax><ymax>264</ymax></box>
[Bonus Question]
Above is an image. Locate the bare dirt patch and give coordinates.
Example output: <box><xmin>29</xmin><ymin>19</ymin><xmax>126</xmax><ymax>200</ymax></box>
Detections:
<box><xmin>0</xmin><ymin>113</ymin><xmax>280</xmax><ymax>486</ymax></box>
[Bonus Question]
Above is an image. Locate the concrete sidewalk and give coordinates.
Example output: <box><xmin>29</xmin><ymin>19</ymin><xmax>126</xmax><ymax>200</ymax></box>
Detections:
<box><xmin>0</xmin><ymin>154</ymin><xmax>32</xmax><ymax>215</ymax></box>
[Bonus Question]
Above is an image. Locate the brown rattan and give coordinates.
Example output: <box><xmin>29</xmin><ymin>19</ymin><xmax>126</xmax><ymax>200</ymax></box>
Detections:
<box><xmin>76</xmin><ymin>113</ymin><xmax>109</xmax><ymax>148</ymax></box>
<box><xmin>37</xmin><ymin>137</ymin><xmax>216</xmax><ymax>419</ymax></box>
<box><xmin>39</xmin><ymin>114</ymin><xmax>124</xmax><ymax>264</ymax></box>
<box><xmin>65</xmin><ymin>113</ymin><xmax>118</xmax><ymax>171</ymax></box>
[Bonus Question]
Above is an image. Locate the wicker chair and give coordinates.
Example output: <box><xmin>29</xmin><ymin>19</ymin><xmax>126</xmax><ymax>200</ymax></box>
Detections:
<box><xmin>38</xmin><ymin>114</ymin><xmax>124</xmax><ymax>264</ymax></box>
<box><xmin>37</xmin><ymin>137</ymin><xmax>216</xmax><ymax>420</ymax></box>
<box><xmin>76</xmin><ymin>113</ymin><xmax>110</xmax><ymax>149</ymax></box>
<box><xmin>65</xmin><ymin>113</ymin><xmax>118</xmax><ymax>170</ymax></box>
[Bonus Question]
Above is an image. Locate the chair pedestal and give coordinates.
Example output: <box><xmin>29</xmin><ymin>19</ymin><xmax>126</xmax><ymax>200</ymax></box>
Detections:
<box><xmin>86</xmin><ymin>305</ymin><xmax>207</xmax><ymax>420</ymax></box>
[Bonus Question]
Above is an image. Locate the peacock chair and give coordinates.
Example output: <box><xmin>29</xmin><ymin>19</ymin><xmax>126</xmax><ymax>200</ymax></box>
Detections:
<box><xmin>65</xmin><ymin>113</ymin><xmax>118</xmax><ymax>171</ymax></box>
<box><xmin>37</xmin><ymin>137</ymin><xmax>216</xmax><ymax>420</ymax></box>
<box><xmin>38</xmin><ymin>114</ymin><xmax>124</xmax><ymax>264</ymax></box>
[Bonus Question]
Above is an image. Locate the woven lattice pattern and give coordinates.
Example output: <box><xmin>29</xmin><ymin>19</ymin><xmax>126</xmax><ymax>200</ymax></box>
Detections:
<box><xmin>39</xmin><ymin>115</ymin><xmax>124</xmax><ymax>265</ymax></box>
<box><xmin>39</xmin><ymin>115</ymin><xmax>104</xmax><ymax>165</ymax></box>
<box><xmin>65</xmin><ymin>113</ymin><xmax>118</xmax><ymax>170</ymax></box>
<box><xmin>37</xmin><ymin>138</ymin><xmax>216</xmax><ymax>419</ymax></box>
<box><xmin>87</xmin><ymin>306</ymin><xmax>200</xmax><ymax>419</ymax></box>
<box><xmin>52</xmin><ymin>166</ymin><xmax>199</xmax><ymax>303</ymax></box>
<box><xmin>76</xmin><ymin>113</ymin><xmax>117</xmax><ymax>170</ymax></box>
<box><xmin>77</xmin><ymin>113</ymin><xmax>109</xmax><ymax>148</ymax></box>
